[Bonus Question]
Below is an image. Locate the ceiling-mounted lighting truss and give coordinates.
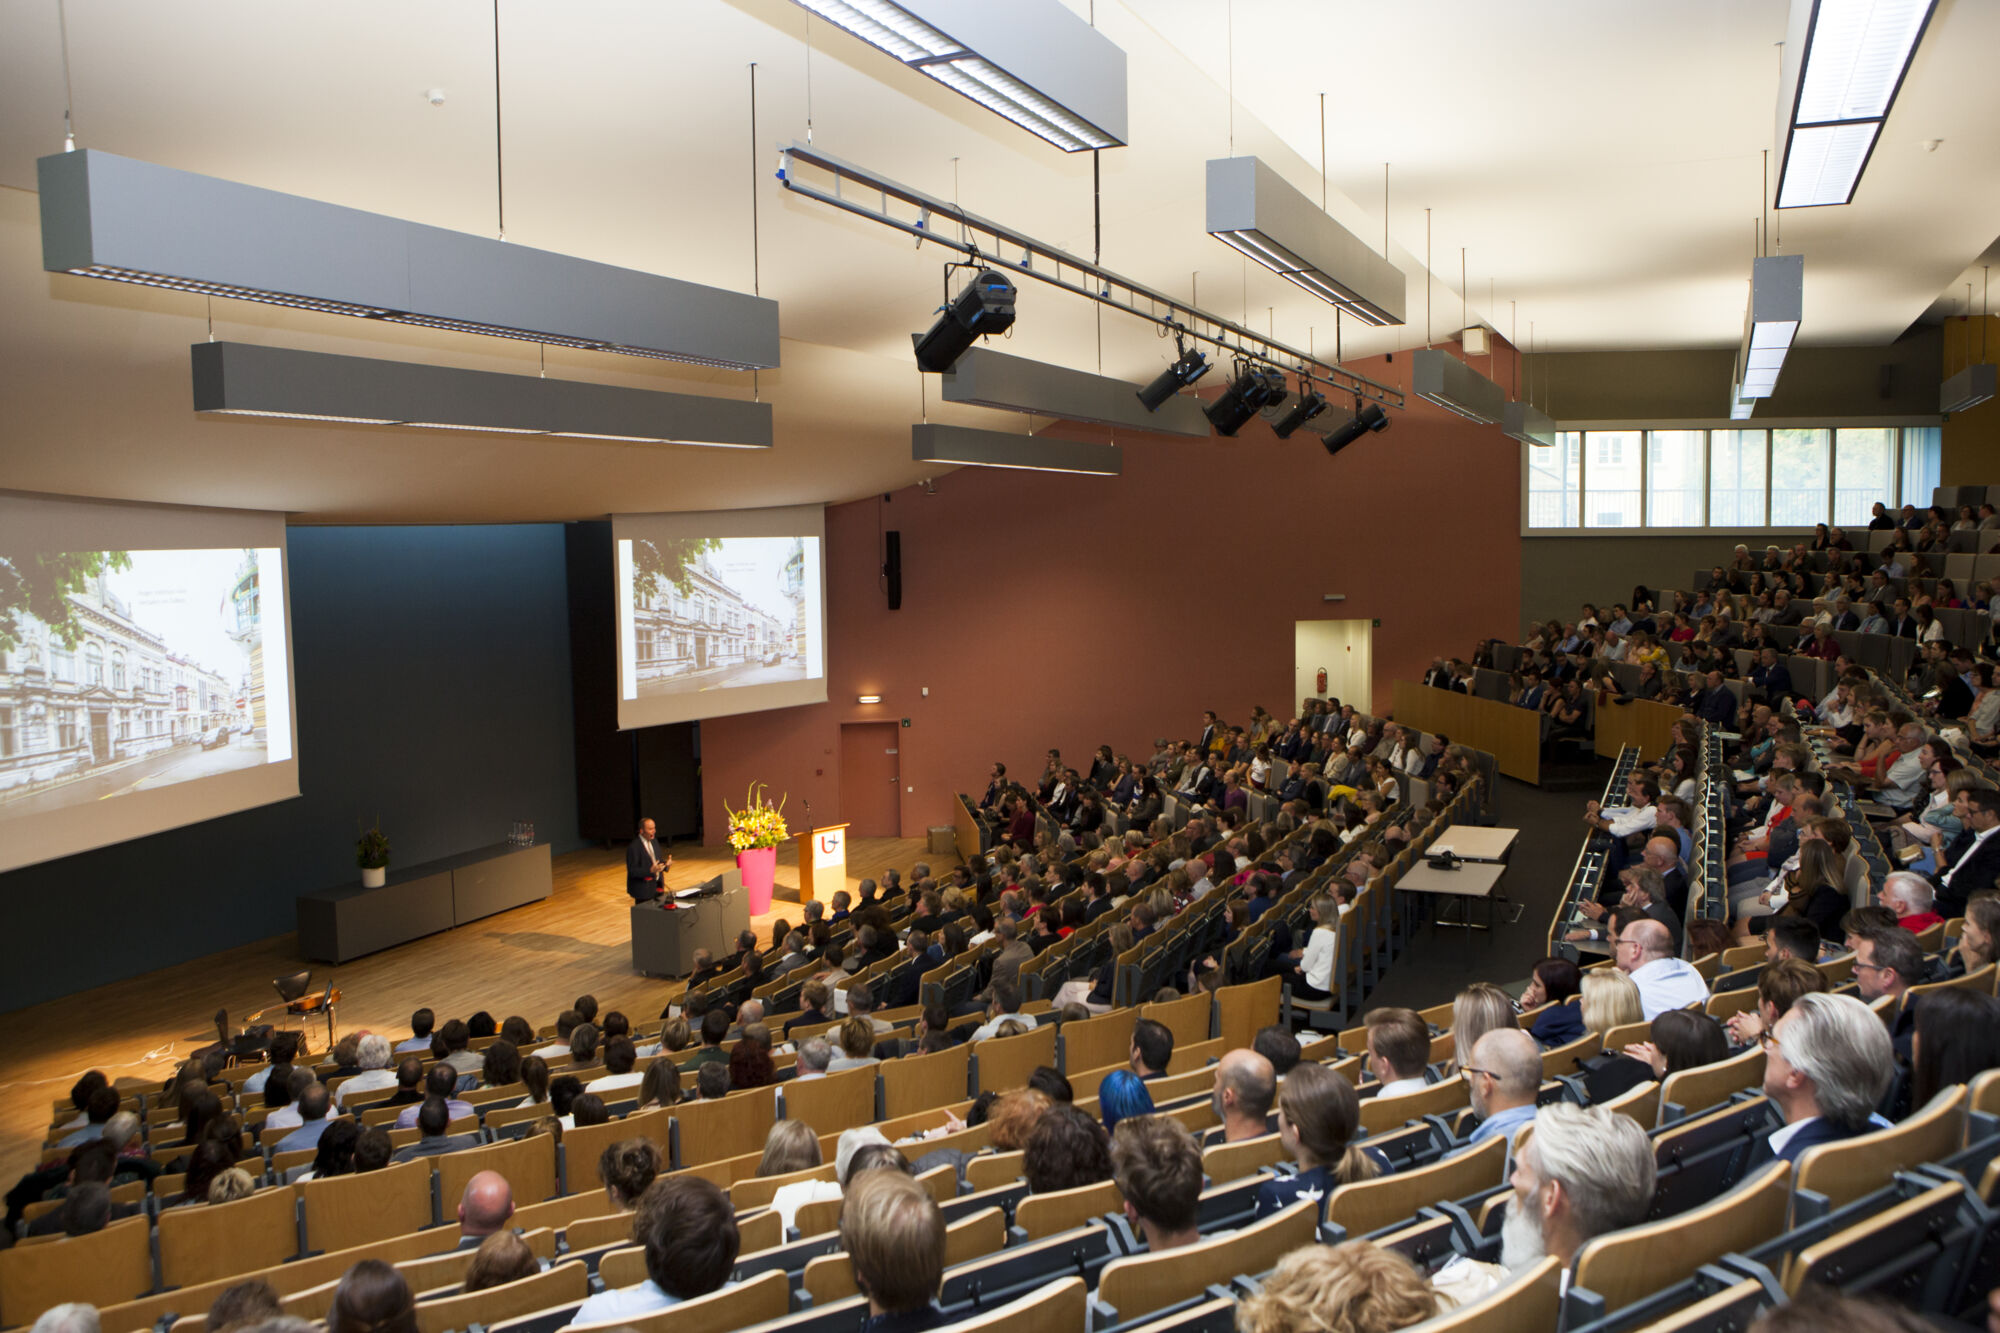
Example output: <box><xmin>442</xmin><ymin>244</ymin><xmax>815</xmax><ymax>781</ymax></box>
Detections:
<box><xmin>1411</xmin><ymin>349</ymin><xmax>1505</xmax><ymax>425</ymax></box>
<box><xmin>40</xmin><ymin>150</ymin><xmax>780</xmax><ymax>370</ymax></box>
<box><xmin>788</xmin><ymin>0</ymin><xmax>1126</xmax><ymax>152</ymax></box>
<box><xmin>943</xmin><ymin>345</ymin><xmax>1210</xmax><ymax>437</ymax></box>
<box><xmin>1736</xmin><ymin>254</ymin><xmax>1804</xmax><ymax>399</ymax></box>
<box><xmin>190</xmin><ymin>342</ymin><xmax>772</xmax><ymax>448</ymax></box>
<box><xmin>1774</xmin><ymin>0</ymin><xmax>1938</xmax><ymax>209</ymax></box>
<box><xmin>1205</xmin><ymin>156</ymin><xmax>1405</xmax><ymax>326</ymax></box>
<box><xmin>912</xmin><ymin>422</ymin><xmax>1120</xmax><ymax>475</ymax></box>
<box><xmin>777</xmin><ymin>142</ymin><xmax>1403</xmax><ymax>410</ymax></box>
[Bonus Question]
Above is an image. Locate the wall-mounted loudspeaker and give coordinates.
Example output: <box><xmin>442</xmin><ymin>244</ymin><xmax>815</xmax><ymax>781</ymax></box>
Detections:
<box><xmin>885</xmin><ymin>530</ymin><xmax>902</xmax><ymax>610</ymax></box>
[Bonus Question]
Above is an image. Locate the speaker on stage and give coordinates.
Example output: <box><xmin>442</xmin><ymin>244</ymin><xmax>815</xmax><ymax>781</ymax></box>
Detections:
<box><xmin>884</xmin><ymin>530</ymin><xmax>902</xmax><ymax>610</ymax></box>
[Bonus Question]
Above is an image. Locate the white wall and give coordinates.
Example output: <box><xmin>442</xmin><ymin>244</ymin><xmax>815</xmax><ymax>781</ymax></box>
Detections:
<box><xmin>1294</xmin><ymin>619</ymin><xmax>1374</xmax><ymax>714</ymax></box>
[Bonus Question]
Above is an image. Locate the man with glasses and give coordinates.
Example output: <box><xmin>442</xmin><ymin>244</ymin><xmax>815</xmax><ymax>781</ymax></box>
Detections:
<box><xmin>1613</xmin><ymin>919</ymin><xmax>1706</xmax><ymax>1019</ymax></box>
<box><xmin>1459</xmin><ymin>1028</ymin><xmax>1542</xmax><ymax>1150</ymax></box>
<box><xmin>1852</xmin><ymin>926</ymin><xmax>1924</xmax><ymax>1064</ymax></box>
<box><xmin>1754</xmin><ymin>992</ymin><xmax>1893</xmax><ymax>1165</ymax></box>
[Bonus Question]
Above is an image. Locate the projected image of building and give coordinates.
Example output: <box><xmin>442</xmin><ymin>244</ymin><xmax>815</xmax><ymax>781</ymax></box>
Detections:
<box><xmin>0</xmin><ymin>552</ymin><xmax>265</xmax><ymax>812</ymax></box>
<box><xmin>630</xmin><ymin>538</ymin><xmax>810</xmax><ymax>695</ymax></box>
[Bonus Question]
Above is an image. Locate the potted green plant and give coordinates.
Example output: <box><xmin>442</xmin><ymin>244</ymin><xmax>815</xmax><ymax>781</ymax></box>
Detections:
<box><xmin>356</xmin><ymin>824</ymin><xmax>391</xmax><ymax>888</ymax></box>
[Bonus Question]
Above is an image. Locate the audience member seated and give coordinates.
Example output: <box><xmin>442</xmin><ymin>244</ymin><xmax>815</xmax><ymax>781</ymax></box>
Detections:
<box><xmin>1724</xmin><ymin>957</ymin><xmax>1829</xmax><ymax>1046</ymax></box>
<box><xmin>395</xmin><ymin>1009</ymin><xmax>436</xmax><ymax>1055</ymax></box>
<box><xmin>332</xmin><ymin>1034</ymin><xmax>397</xmax><ymax>1109</ymax></box>
<box><xmin>637</xmin><ymin>1059</ymin><xmax>680</xmax><ymax>1110</ymax></box>
<box><xmin>453</xmin><ymin>1170</ymin><xmax>514</xmax><ymax>1248</ymax></box>
<box><xmin>1207</xmin><ymin>1048</ymin><xmax>1278</xmax><ymax>1144</ymax></box>
<box><xmin>240</xmin><ymin>1033</ymin><xmax>302</xmax><ymax>1097</ymax></box>
<box><xmin>1099</xmin><ymin>1069</ymin><xmax>1155</xmax><ymax>1133</ymax></box>
<box><xmin>480</xmin><ymin>1038</ymin><xmax>522</xmax><ymax>1090</ymax></box>
<box><xmin>695</xmin><ymin>1064</ymin><xmax>731</xmax><ymax>1101</ymax></box>
<box><xmin>1756</xmin><ymin>993</ymin><xmax>1894</xmax><ymax>1164</ymax></box>
<box><xmin>967</xmin><ymin>981</ymin><xmax>1027</xmax><ymax>1043</ymax></box>
<box><xmin>532</xmin><ymin>1011</ymin><xmax>583</xmax><ymax>1059</ymax></box>
<box><xmin>53</xmin><ymin>1083</ymin><xmax>121</xmax><ymax>1150</ymax></box>
<box><xmin>1023</xmin><ymin>1104</ymin><xmax>1113</xmax><ymax>1194</ymax></box>
<box><xmin>840</xmin><ymin>1170</ymin><xmax>950</xmax><ymax>1331</ymax></box>
<box><xmin>1450</xmin><ymin>983</ymin><xmax>1518</xmax><ymax>1073</ymax></box>
<box><xmin>209</xmin><ymin>1280</ymin><xmax>284</xmax><ymax>1333</ymax></box>
<box><xmin>569</xmin><ymin>1176</ymin><xmax>740</xmax><ymax>1323</ymax></box>
<box><xmin>1616</xmin><ymin>919</ymin><xmax>1707</xmax><ymax>1017</ymax></box>
<box><xmin>1110</xmin><ymin>1114</ymin><xmax>1204</xmax><ymax>1253</ymax></box>
<box><xmin>1951</xmin><ymin>893</ymin><xmax>2000</xmax><ymax>975</ymax></box>
<box><xmin>1521</xmin><ymin>958</ymin><xmax>1584</xmax><ymax>1045</ymax></box>
<box><xmin>1909</xmin><ymin>988</ymin><xmax>2000</xmax><ymax>1108</ymax></box>
<box><xmin>1879</xmin><ymin>872</ymin><xmax>1943</xmax><ymax>934</ymax></box>
<box><xmin>1499</xmin><ymin>1103</ymin><xmax>1655</xmax><ymax>1276</ymax></box>
<box><xmin>1130</xmin><ymin>1018</ymin><xmax>1173</xmax><ymax>1080</ymax></box>
<box><xmin>1589</xmin><ymin>1010</ymin><xmax>1732</xmax><ymax>1103</ymax></box>
<box><xmin>297</xmin><ymin>1120</ymin><xmax>360</xmax><ymax>1183</ymax></box>
<box><xmin>1461</xmin><ymin>1029</ymin><xmax>1541</xmax><ymax>1148</ymax></box>
<box><xmin>328</xmin><ymin>1260</ymin><xmax>417</xmax><ymax>1333</ymax></box>
<box><xmin>464</xmin><ymin>1231</ymin><xmax>541</xmax><ymax>1293</ymax></box>
<box><xmin>1235</xmin><ymin>1242</ymin><xmax>1438</xmax><ymax>1333</ymax></box>
<box><xmin>729</xmin><ymin>1024</ymin><xmax>777</xmax><ymax>1089</ymax></box>
<box><xmin>385</xmin><ymin>1057</ymin><xmax>426</xmax><ymax>1107</ymax></box>
<box><xmin>1361</xmin><ymin>1008</ymin><xmax>1433</xmax><ymax>1097</ymax></box>
<box><xmin>1853</xmin><ymin>927</ymin><xmax>1925</xmax><ymax>1060</ymax></box>
<box><xmin>1256</xmin><ymin>1062</ymin><xmax>1386</xmax><ymax>1219</ymax></box>
<box><xmin>392</xmin><ymin>1097</ymin><xmax>481</xmax><ymax>1161</ymax></box>
<box><xmin>275</xmin><ymin>1082</ymin><xmax>335</xmax><ymax>1154</ymax></box>
<box><xmin>394</xmin><ymin>1065</ymin><xmax>473</xmax><ymax>1129</ymax></box>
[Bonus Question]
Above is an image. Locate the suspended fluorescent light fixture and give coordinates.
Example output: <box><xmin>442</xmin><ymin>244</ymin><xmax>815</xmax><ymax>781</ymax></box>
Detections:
<box><xmin>942</xmin><ymin>346</ymin><xmax>1209</xmax><ymax>437</ymax></box>
<box><xmin>912</xmin><ymin>422</ymin><xmax>1119</xmax><ymax>475</ymax></box>
<box><xmin>1502</xmin><ymin>401</ymin><xmax>1557</xmax><ymax>448</ymax></box>
<box><xmin>1942</xmin><ymin>363</ymin><xmax>1997</xmax><ymax>414</ymax></box>
<box><xmin>1774</xmin><ymin>0</ymin><xmax>1937</xmax><ymax>208</ymax></box>
<box><xmin>1735</xmin><ymin>254</ymin><xmax>1804</xmax><ymax>399</ymax></box>
<box><xmin>1205</xmin><ymin>157</ymin><xmax>1406</xmax><ymax>326</ymax></box>
<box><xmin>1411</xmin><ymin>349</ymin><xmax>1504</xmax><ymax>424</ymax></box>
<box><xmin>40</xmin><ymin>150</ymin><xmax>780</xmax><ymax>370</ymax></box>
<box><xmin>788</xmin><ymin>0</ymin><xmax>1126</xmax><ymax>152</ymax></box>
<box><xmin>190</xmin><ymin>343</ymin><xmax>773</xmax><ymax>448</ymax></box>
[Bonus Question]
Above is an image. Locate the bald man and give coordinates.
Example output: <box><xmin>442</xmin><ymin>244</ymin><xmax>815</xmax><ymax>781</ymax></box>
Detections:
<box><xmin>1206</xmin><ymin>1049</ymin><xmax>1277</xmax><ymax>1145</ymax></box>
<box><xmin>456</xmin><ymin>1170</ymin><xmax>516</xmax><ymax>1249</ymax></box>
<box><xmin>1640</xmin><ymin>835</ymin><xmax>1689</xmax><ymax>919</ymax></box>
<box><xmin>1615</xmin><ymin>918</ymin><xmax>1706</xmax><ymax>1019</ymax></box>
<box><xmin>1461</xmin><ymin>1028</ymin><xmax>1541</xmax><ymax>1150</ymax></box>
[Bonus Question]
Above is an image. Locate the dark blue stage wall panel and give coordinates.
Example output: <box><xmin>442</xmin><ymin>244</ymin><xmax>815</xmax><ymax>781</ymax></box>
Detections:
<box><xmin>0</xmin><ymin>524</ymin><xmax>582</xmax><ymax>1014</ymax></box>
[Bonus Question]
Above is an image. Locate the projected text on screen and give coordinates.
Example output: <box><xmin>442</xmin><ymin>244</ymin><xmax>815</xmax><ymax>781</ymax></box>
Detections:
<box><xmin>0</xmin><ymin>547</ymin><xmax>292</xmax><ymax>821</ymax></box>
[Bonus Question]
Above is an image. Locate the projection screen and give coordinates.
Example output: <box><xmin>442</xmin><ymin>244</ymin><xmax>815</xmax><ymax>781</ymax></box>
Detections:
<box><xmin>613</xmin><ymin>505</ymin><xmax>828</xmax><ymax>729</ymax></box>
<box><xmin>0</xmin><ymin>492</ymin><xmax>299</xmax><ymax>873</ymax></box>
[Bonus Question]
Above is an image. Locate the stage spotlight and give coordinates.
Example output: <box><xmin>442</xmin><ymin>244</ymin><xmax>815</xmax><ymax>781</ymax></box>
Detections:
<box><xmin>1136</xmin><ymin>345</ymin><xmax>1211</xmax><ymax>410</ymax></box>
<box><xmin>1270</xmin><ymin>388</ymin><xmax>1329</xmax><ymax>439</ymax></box>
<box><xmin>914</xmin><ymin>268</ymin><xmax>1017</xmax><ymax>372</ymax></box>
<box><xmin>1203</xmin><ymin>364</ymin><xmax>1269</xmax><ymax>436</ymax></box>
<box><xmin>1321</xmin><ymin>401</ymin><xmax>1390</xmax><ymax>457</ymax></box>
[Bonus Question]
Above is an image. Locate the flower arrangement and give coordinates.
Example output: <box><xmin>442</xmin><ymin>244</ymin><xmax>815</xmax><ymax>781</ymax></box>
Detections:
<box><xmin>355</xmin><ymin>824</ymin><xmax>391</xmax><ymax>870</ymax></box>
<box><xmin>725</xmin><ymin>782</ymin><xmax>790</xmax><ymax>853</ymax></box>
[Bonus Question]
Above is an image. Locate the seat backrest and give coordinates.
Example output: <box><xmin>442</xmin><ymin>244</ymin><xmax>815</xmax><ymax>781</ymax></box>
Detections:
<box><xmin>301</xmin><ymin>1157</ymin><xmax>433</xmax><ymax>1253</ymax></box>
<box><xmin>1597</xmin><ymin>1079</ymin><xmax>1661</xmax><ymax>1131</ymax></box>
<box><xmin>1200</xmin><ymin>1131</ymin><xmax>1286</xmax><ymax>1183</ymax></box>
<box><xmin>1398</xmin><ymin>1256</ymin><xmax>1561</xmax><ymax>1333</ymax></box>
<box><xmin>1781</xmin><ymin>1180</ymin><xmax>1966</xmax><ymax>1299</ymax></box>
<box><xmin>0</xmin><ymin>1214</ymin><xmax>153</xmax><ymax>1326</ymax></box>
<box><xmin>564</xmin><ymin>1211</ymin><xmax>637</xmax><ymax>1252</ymax></box>
<box><xmin>1139</xmin><ymin>990</ymin><xmax>1215</xmax><ymax>1052</ymax></box>
<box><xmin>159</xmin><ymin>1182</ymin><xmax>299</xmax><ymax>1286</ymax></box>
<box><xmin>413</xmin><ymin>1260</ymin><xmax>588</xmax><ymax>1333</ymax></box>
<box><xmin>672</xmin><ymin>1092</ymin><xmax>774</xmax><ymax>1170</ymax></box>
<box><xmin>1096</xmin><ymin>1201</ymin><xmax>1318</xmax><ymax>1325</ymax></box>
<box><xmin>1570</xmin><ymin>1159</ymin><xmax>1791</xmax><ymax>1314</ymax></box>
<box><xmin>799</xmin><ymin>1205</ymin><xmax>1008</xmax><ymax>1306</ymax></box>
<box><xmin>1656</xmin><ymin>1044</ymin><xmax>1765</xmax><ymax>1123</ymax></box>
<box><xmin>1216</xmin><ymin>977</ymin><xmax>1282</xmax><ymax>1051</ymax></box>
<box><xmin>1358</xmin><ymin>1078</ymin><xmax>1469</xmax><ymax>1133</ymax></box>
<box><xmin>563</xmin><ymin>1108</ymin><xmax>671</xmax><ymax>1194</ymax></box>
<box><xmin>974</xmin><ymin>1022</ymin><xmax>1060</xmax><ymax>1095</ymax></box>
<box><xmin>1599</xmin><ymin>1020</ymin><xmax>1652</xmax><ymax>1053</ymax></box>
<box><xmin>1014</xmin><ymin>1178</ymin><xmax>1123</xmax><ymax>1240</ymax></box>
<box><xmin>565</xmin><ymin>1266</ymin><xmax>791</xmax><ymax>1333</ymax></box>
<box><xmin>439</xmin><ymin>1129</ymin><xmax>559</xmax><ymax>1215</ymax></box>
<box><xmin>1794</xmin><ymin>1086</ymin><xmax>1965</xmax><ymax>1210</ymax></box>
<box><xmin>783</xmin><ymin>1065</ymin><xmax>878</xmax><ymax>1136</ymax></box>
<box><xmin>880</xmin><ymin>1042</ymin><xmax>971</xmax><ymax>1119</ymax></box>
<box><xmin>1325</xmin><ymin>1133</ymin><xmax>1507</xmax><ymax>1237</ymax></box>
<box><xmin>963</xmin><ymin>1151</ymin><xmax>1025</xmax><ymax>1193</ymax></box>
<box><xmin>732</xmin><ymin>1161</ymin><xmax>838</xmax><ymax>1211</ymax></box>
<box><xmin>1540</xmin><ymin>1031</ymin><xmax>1603</xmax><ymax>1077</ymax></box>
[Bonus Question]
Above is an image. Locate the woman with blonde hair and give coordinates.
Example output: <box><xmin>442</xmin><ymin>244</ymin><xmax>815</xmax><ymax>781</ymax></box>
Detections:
<box><xmin>756</xmin><ymin>1119</ymin><xmax>823</xmax><ymax>1178</ymax></box>
<box><xmin>1448</xmin><ymin>982</ymin><xmax>1516</xmax><ymax>1073</ymax></box>
<box><xmin>1234</xmin><ymin>1242</ymin><xmax>1436</xmax><ymax>1333</ymax></box>
<box><xmin>827</xmin><ymin>1016</ymin><xmax>881</xmax><ymax>1072</ymax></box>
<box><xmin>1579</xmin><ymin>969</ymin><xmax>1644</xmax><ymax>1036</ymax></box>
<box><xmin>1253</xmin><ymin>1063</ymin><xmax>1385</xmax><ymax>1219</ymax></box>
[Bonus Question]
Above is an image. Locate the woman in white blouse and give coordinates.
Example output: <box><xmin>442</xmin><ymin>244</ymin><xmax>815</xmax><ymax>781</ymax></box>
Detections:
<box><xmin>1281</xmin><ymin>894</ymin><xmax>1340</xmax><ymax>1000</ymax></box>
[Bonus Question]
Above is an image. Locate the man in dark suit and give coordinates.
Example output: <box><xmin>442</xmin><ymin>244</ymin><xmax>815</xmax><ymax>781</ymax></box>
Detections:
<box><xmin>1935</xmin><ymin>649</ymin><xmax>1977</xmax><ymax>720</ymax></box>
<box><xmin>626</xmin><ymin>818</ymin><xmax>669</xmax><ymax>903</ymax></box>
<box><xmin>1751</xmin><ymin>993</ymin><xmax>1893</xmax><ymax>1166</ymax></box>
<box><xmin>1886</xmin><ymin>596</ymin><xmax>1920</xmax><ymax>639</ymax></box>
<box><xmin>1935</xmin><ymin>788</ymin><xmax>2000</xmax><ymax>919</ymax></box>
<box><xmin>1748</xmin><ymin>647</ymin><xmax>1793</xmax><ymax>700</ymax></box>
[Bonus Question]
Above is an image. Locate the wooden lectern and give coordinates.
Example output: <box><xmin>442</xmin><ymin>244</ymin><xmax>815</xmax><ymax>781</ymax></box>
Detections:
<box><xmin>796</xmin><ymin>824</ymin><xmax>850</xmax><ymax>907</ymax></box>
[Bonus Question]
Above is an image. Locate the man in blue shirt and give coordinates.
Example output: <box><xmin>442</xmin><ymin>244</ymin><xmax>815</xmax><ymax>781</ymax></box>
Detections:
<box><xmin>1460</xmin><ymin>1029</ymin><xmax>1541</xmax><ymax>1151</ymax></box>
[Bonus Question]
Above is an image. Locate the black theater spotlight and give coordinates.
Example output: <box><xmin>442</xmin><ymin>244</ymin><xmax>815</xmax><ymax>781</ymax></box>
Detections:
<box><xmin>1203</xmin><ymin>361</ymin><xmax>1289</xmax><ymax>436</ymax></box>
<box><xmin>1270</xmin><ymin>384</ymin><xmax>1329</xmax><ymax>439</ymax></box>
<box><xmin>913</xmin><ymin>266</ymin><xmax>1018</xmax><ymax>372</ymax></box>
<box><xmin>1137</xmin><ymin>340</ymin><xmax>1211</xmax><ymax>411</ymax></box>
<box><xmin>1320</xmin><ymin>400</ymin><xmax>1390</xmax><ymax>457</ymax></box>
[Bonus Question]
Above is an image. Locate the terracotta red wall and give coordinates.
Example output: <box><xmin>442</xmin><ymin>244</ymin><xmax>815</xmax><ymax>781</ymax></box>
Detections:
<box><xmin>702</xmin><ymin>349</ymin><xmax>1523</xmax><ymax>841</ymax></box>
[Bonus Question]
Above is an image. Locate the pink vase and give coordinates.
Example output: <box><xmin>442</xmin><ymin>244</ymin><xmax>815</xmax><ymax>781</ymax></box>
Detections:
<box><xmin>736</xmin><ymin>845</ymin><xmax>777</xmax><ymax>915</ymax></box>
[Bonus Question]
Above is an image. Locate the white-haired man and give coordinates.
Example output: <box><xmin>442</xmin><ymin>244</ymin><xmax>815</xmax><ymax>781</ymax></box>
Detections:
<box><xmin>1756</xmin><ymin>992</ymin><xmax>1894</xmax><ymax>1164</ymax></box>
<box><xmin>1500</xmin><ymin>1103</ymin><xmax>1656</xmax><ymax>1274</ymax></box>
<box><xmin>332</xmin><ymin>1032</ymin><xmax>397</xmax><ymax>1108</ymax></box>
<box><xmin>1879</xmin><ymin>871</ymin><xmax>1943</xmax><ymax>934</ymax></box>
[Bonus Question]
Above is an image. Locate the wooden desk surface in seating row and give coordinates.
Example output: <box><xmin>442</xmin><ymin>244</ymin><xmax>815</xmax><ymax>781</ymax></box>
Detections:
<box><xmin>1392</xmin><ymin>681</ymin><xmax>1540</xmax><ymax>784</ymax></box>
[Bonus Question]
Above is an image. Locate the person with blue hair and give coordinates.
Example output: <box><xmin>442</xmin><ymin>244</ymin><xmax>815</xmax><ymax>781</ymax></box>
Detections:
<box><xmin>1099</xmin><ymin>1068</ymin><xmax>1155</xmax><ymax>1133</ymax></box>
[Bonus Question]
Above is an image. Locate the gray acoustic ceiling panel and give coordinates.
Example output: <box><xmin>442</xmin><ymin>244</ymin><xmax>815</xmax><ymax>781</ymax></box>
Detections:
<box><xmin>1412</xmin><ymin>349</ymin><xmax>1505</xmax><ymax>425</ymax></box>
<box><xmin>941</xmin><ymin>346</ymin><xmax>1209</xmax><ymax>437</ymax></box>
<box><xmin>911</xmin><ymin>422</ymin><xmax>1120</xmax><ymax>474</ymax></box>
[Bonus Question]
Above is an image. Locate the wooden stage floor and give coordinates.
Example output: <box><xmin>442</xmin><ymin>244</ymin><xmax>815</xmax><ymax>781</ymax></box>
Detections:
<box><xmin>0</xmin><ymin>834</ymin><xmax>946</xmax><ymax>1188</ymax></box>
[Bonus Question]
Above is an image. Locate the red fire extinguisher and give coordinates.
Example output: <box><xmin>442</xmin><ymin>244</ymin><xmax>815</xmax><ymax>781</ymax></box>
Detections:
<box><xmin>1316</xmin><ymin>668</ymin><xmax>1328</xmax><ymax>695</ymax></box>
